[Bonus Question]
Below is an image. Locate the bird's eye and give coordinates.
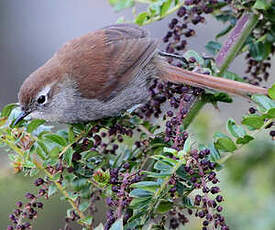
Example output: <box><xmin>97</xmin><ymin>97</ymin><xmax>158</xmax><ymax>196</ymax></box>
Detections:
<box><xmin>37</xmin><ymin>95</ymin><xmax>46</xmax><ymax>104</ymax></box>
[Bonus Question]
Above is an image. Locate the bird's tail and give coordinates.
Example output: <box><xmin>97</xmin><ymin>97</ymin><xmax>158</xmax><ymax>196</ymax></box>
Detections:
<box><xmin>157</xmin><ymin>59</ymin><xmax>267</xmax><ymax>97</ymax></box>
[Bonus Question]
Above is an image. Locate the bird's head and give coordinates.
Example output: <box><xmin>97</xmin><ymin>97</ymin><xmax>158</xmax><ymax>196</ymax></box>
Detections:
<box><xmin>14</xmin><ymin>58</ymin><xmax>67</xmax><ymax>125</ymax></box>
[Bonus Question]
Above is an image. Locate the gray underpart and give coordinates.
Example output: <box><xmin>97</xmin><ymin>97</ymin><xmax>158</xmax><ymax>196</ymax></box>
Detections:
<box><xmin>31</xmin><ymin>63</ymin><xmax>156</xmax><ymax>123</ymax></box>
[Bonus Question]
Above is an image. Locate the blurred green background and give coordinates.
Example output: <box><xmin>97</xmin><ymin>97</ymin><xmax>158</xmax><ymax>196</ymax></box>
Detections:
<box><xmin>0</xmin><ymin>0</ymin><xmax>274</xmax><ymax>229</ymax></box>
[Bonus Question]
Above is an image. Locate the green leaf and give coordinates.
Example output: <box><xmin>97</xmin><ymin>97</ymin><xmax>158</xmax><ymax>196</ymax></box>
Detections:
<box><xmin>79</xmin><ymin>201</ymin><xmax>90</xmax><ymax>212</ymax></box>
<box><xmin>163</xmin><ymin>147</ymin><xmax>177</xmax><ymax>155</ymax></box>
<box><xmin>214</xmin><ymin>132</ymin><xmax>237</xmax><ymax>152</ymax></box>
<box><xmin>72</xmin><ymin>178</ymin><xmax>88</xmax><ymax>192</ymax></box>
<box><xmin>207</xmin><ymin>143</ymin><xmax>223</xmax><ymax>162</ymax></box>
<box><xmin>156</xmin><ymin>200</ymin><xmax>173</xmax><ymax>213</ymax></box>
<box><xmin>48</xmin><ymin>184</ymin><xmax>57</xmax><ymax>197</ymax></box>
<box><xmin>182</xmin><ymin>196</ymin><xmax>193</xmax><ymax>208</ymax></box>
<box><xmin>242</xmin><ymin>115</ymin><xmax>264</xmax><ymax>129</ymax></box>
<box><xmin>22</xmin><ymin>160</ymin><xmax>36</xmax><ymax>168</ymax></box>
<box><xmin>43</xmin><ymin>134</ymin><xmax>67</xmax><ymax>146</ymax></box>
<box><xmin>215</xmin><ymin>13</ymin><xmax>236</xmax><ymax>23</ymax></box>
<box><xmin>110</xmin><ymin>217</ymin><xmax>123</xmax><ymax>230</ymax></box>
<box><xmin>184</xmin><ymin>50</ymin><xmax>204</xmax><ymax>65</ymax></box>
<box><xmin>213</xmin><ymin>92</ymin><xmax>233</xmax><ymax>103</ymax></box>
<box><xmin>151</xmin><ymin>155</ymin><xmax>177</xmax><ymax>166</ymax></box>
<box><xmin>205</xmin><ymin>41</ymin><xmax>222</xmax><ymax>55</ymax></box>
<box><xmin>66</xmin><ymin>192</ymin><xmax>79</xmax><ymax>201</ymax></box>
<box><xmin>135</xmin><ymin>12</ymin><xmax>150</xmax><ymax>26</ymax></box>
<box><xmin>131</xmin><ymin>181</ymin><xmax>160</xmax><ymax>192</ymax></box>
<box><xmin>154</xmin><ymin>161</ymin><xmax>172</xmax><ymax>172</ymax></box>
<box><xmin>8</xmin><ymin>154</ymin><xmax>18</xmax><ymax>162</ymax></box>
<box><xmin>223</xmin><ymin>71</ymin><xmax>245</xmax><ymax>82</ymax></box>
<box><xmin>143</xmin><ymin>171</ymin><xmax>171</xmax><ymax>179</ymax></box>
<box><xmin>182</xmin><ymin>136</ymin><xmax>192</xmax><ymax>156</ymax></box>
<box><xmin>226</xmin><ymin>119</ymin><xmax>246</xmax><ymax>138</ymax></box>
<box><xmin>27</xmin><ymin>119</ymin><xmax>45</xmax><ymax>133</ymax></box>
<box><xmin>129</xmin><ymin>189</ymin><xmax>153</xmax><ymax>198</ymax></box>
<box><xmin>236</xmin><ymin>135</ymin><xmax>254</xmax><ymax>144</ymax></box>
<box><xmin>149</xmin><ymin>2</ymin><xmax>161</xmax><ymax>16</ymax></box>
<box><xmin>249</xmin><ymin>41</ymin><xmax>271</xmax><ymax>61</ymax></box>
<box><xmin>216</xmin><ymin>24</ymin><xmax>234</xmax><ymax>39</ymax></box>
<box><xmin>160</xmin><ymin>0</ymin><xmax>172</xmax><ymax>17</ymax></box>
<box><xmin>35</xmin><ymin>143</ymin><xmax>48</xmax><ymax>160</ymax></box>
<box><xmin>49</xmin><ymin>146</ymin><xmax>61</xmax><ymax>159</ymax></box>
<box><xmin>63</xmin><ymin>147</ymin><xmax>74</xmax><ymax>166</ymax></box>
<box><xmin>1</xmin><ymin>103</ymin><xmax>18</xmax><ymax>118</ymax></box>
<box><xmin>266</xmin><ymin>108</ymin><xmax>275</xmax><ymax>119</ymax></box>
<box><xmin>252</xmin><ymin>95</ymin><xmax>275</xmax><ymax>113</ymax></box>
<box><xmin>253</xmin><ymin>0</ymin><xmax>270</xmax><ymax>10</ymax></box>
<box><xmin>109</xmin><ymin>0</ymin><xmax>134</xmax><ymax>11</ymax></box>
<box><xmin>29</xmin><ymin>168</ymin><xmax>40</xmax><ymax>177</ymax></box>
<box><xmin>268</xmin><ymin>84</ymin><xmax>275</xmax><ymax>100</ymax></box>
<box><xmin>68</xmin><ymin>126</ymin><xmax>75</xmax><ymax>143</ymax></box>
<box><xmin>176</xmin><ymin>181</ymin><xmax>189</xmax><ymax>194</ymax></box>
<box><xmin>130</xmin><ymin>197</ymin><xmax>151</xmax><ymax>209</ymax></box>
<box><xmin>108</xmin><ymin>0</ymin><xmax>117</xmax><ymax>5</ymax></box>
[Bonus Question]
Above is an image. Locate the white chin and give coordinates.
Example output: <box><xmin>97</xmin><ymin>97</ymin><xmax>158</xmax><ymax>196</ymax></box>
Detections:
<box><xmin>30</xmin><ymin>111</ymin><xmax>59</xmax><ymax>122</ymax></box>
<box><xmin>30</xmin><ymin>111</ymin><xmax>44</xmax><ymax>120</ymax></box>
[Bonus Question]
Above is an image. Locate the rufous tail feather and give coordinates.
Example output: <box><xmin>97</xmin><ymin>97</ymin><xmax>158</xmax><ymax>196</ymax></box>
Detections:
<box><xmin>158</xmin><ymin>60</ymin><xmax>267</xmax><ymax>97</ymax></box>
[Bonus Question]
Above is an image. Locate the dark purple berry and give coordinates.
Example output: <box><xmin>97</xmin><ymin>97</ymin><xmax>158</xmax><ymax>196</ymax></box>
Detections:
<box><xmin>210</xmin><ymin>186</ymin><xmax>220</xmax><ymax>194</ymax></box>
<box><xmin>216</xmin><ymin>195</ymin><xmax>223</xmax><ymax>202</ymax></box>
<box><xmin>34</xmin><ymin>178</ymin><xmax>44</xmax><ymax>186</ymax></box>
<box><xmin>16</xmin><ymin>201</ymin><xmax>23</xmax><ymax>208</ymax></box>
<box><xmin>25</xmin><ymin>193</ymin><xmax>35</xmax><ymax>200</ymax></box>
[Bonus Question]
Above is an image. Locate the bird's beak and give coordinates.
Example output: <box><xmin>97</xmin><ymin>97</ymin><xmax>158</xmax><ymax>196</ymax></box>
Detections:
<box><xmin>13</xmin><ymin>110</ymin><xmax>30</xmax><ymax>127</ymax></box>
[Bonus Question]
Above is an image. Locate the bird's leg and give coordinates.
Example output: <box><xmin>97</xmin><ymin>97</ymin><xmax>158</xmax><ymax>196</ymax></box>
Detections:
<box><xmin>158</xmin><ymin>50</ymin><xmax>189</xmax><ymax>64</ymax></box>
<box><xmin>202</xmin><ymin>55</ymin><xmax>215</xmax><ymax>61</ymax></box>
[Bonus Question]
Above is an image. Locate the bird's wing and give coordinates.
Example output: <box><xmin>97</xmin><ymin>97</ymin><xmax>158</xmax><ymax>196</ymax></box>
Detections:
<box><xmin>56</xmin><ymin>24</ymin><xmax>159</xmax><ymax>100</ymax></box>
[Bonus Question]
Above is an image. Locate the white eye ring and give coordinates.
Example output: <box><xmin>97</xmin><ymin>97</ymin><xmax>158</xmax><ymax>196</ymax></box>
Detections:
<box><xmin>37</xmin><ymin>95</ymin><xmax>47</xmax><ymax>104</ymax></box>
<box><xmin>36</xmin><ymin>84</ymin><xmax>53</xmax><ymax>105</ymax></box>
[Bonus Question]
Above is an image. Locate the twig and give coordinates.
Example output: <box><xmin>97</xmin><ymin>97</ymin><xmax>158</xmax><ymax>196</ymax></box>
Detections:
<box><xmin>138</xmin><ymin>124</ymin><xmax>155</xmax><ymax>138</ymax></box>
<box><xmin>217</xmin><ymin>119</ymin><xmax>274</xmax><ymax>164</ymax></box>
<box><xmin>58</xmin><ymin>130</ymin><xmax>86</xmax><ymax>158</ymax></box>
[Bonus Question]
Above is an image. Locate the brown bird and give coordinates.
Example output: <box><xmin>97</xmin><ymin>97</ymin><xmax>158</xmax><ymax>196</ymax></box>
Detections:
<box><xmin>15</xmin><ymin>24</ymin><xmax>267</xmax><ymax>124</ymax></box>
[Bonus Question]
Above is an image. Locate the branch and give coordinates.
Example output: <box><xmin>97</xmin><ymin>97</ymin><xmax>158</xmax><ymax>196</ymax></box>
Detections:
<box><xmin>217</xmin><ymin>13</ymin><xmax>259</xmax><ymax>76</ymax></box>
<box><xmin>1</xmin><ymin>136</ymin><xmax>89</xmax><ymax>228</ymax></box>
<box><xmin>183</xmin><ymin>13</ymin><xmax>260</xmax><ymax>129</ymax></box>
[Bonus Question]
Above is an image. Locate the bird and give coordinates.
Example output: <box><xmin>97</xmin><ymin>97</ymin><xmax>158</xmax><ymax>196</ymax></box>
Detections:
<box><xmin>14</xmin><ymin>23</ymin><xmax>267</xmax><ymax>125</ymax></box>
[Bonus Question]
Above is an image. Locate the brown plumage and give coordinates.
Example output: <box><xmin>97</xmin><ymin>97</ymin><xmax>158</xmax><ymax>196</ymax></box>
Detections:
<box><xmin>16</xmin><ymin>23</ymin><xmax>267</xmax><ymax>124</ymax></box>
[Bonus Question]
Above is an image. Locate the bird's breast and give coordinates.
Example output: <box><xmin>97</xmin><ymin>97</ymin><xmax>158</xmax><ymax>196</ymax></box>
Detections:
<box><xmin>60</xmin><ymin>65</ymin><xmax>155</xmax><ymax>123</ymax></box>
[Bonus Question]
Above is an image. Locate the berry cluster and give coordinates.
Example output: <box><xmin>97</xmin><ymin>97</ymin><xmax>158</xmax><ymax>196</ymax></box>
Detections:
<box><xmin>244</xmin><ymin>16</ymin><xmax>275</xmax><ymax>86</ymax></box>
<box><xmin>163</xmin><ymin>1</ymin><xmax>220</xmax><ymax>63</ymax></box>
<box><xmin>88</xmin><ymin>121</ymin><xmax>135</xmax><ymax>156</ymax></box>
<box><xmin>150</xmin><ymin>148</ymin><xmax>228</xmax><ymax>230</ymax></box>
<box><xmin>135</xmin><ymin>0</ymin><xmax>216</xmax><ymax>150</ymax></box>
<box><xmin>184</xmin><ymin>149</ymin><xmax>229</xmax><ymax>230</ymax></box>
<box><xmin>7</xmin><ymin>178</ymin><xmax>47</xmax><ymax>230</ymax></box>
<box><xmin>134</xmin><ymin>4</ymin><xmax>229</xmax><ymax>228</ymax></box>
<box><xmin>244</xmin><ymin>54</ymin><xmax>273</xmax><ymax>86</ymax></box>
<box><xmin>169</xmin><ymin>208</ymin><xmax>189</xmax><ymax>229</ymax></box>
<box><xmin>105</xmin><ymin>168</ymin><xmax>142</xmax><ymax>230</ymax></box>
